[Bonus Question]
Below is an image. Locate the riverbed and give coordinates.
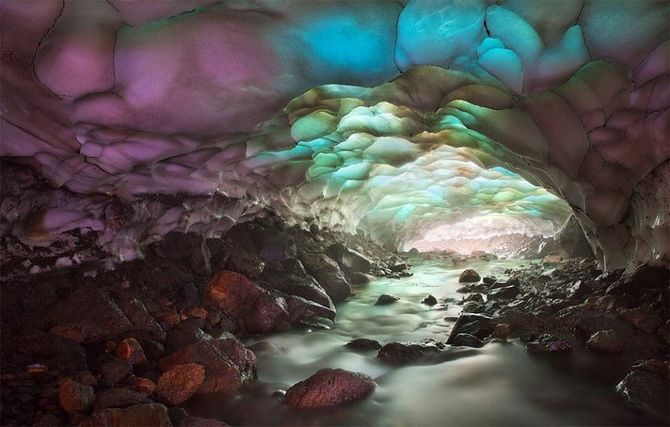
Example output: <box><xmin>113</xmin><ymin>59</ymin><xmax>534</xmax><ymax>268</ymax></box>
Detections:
<box><xmin>187</xmin><ymin>260</ymin><xmax>657</xmax><ymax>426</ymax></box>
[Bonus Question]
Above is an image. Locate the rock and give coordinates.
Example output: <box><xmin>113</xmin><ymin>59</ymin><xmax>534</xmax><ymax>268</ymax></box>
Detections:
<box><xmin>620</xmin><ymin>308</ymin><xmax>663</xmax><ymax>333</ymax></box>
<box><xmin>283</xmin><ymin>281</ymin><xmax>334</xmax><ymax>309</ymax></box>
<box><xmin>117</xmin><ymin>297</ymin><xmax>166</xmax><ymax>341</ymax></box>
<box><xmin>49</xmin><ymin>287</ymin><xmax>131</xmax><ymax>343</ymax></box>
<box><xmin>464</xmin><ymin>293</ymin><xmax>484</xmax><ymax>303</ymax></box>
<box><xmin>82</xmin><ymin>403</ymin><xmax>172</xmax><ymax>427</ymax></box>
<box><xmin>482</xmin><ymin>276</ymin><xmax>497</xmax><ymax>286</ymax></box>
<box><xmin>59</xmin><ymin>377</ymin><xmax>95</xmax><ymax>413</ymax></box>
<box><xmin>326</xmin><ymin>243</ymin><xmax>372</xmax><ymax>273</ymax></box>
<box><xmin>116</xmin><ymin>338</ymin><xmax>146</xmax><ymax>365</ymax></box>
<box><xmin>205</xmin><ymin>271</ymin><xmax>288</xmax><ymax>333</ymax></box>
<box><xmin>100</xmin><ymin>358</ymin><xmax>132</xmax><ymax>386</ymax></box>
<box><xmin>350</xmin><ymin>272</ymin><xmax>374</xmax><ymax>286</ymax></box>
<box><xmin>377</xmin><ymin>342</ymin><xmax>440</xmax><ymax>365</ymax></box>
<box><xmin>586</xmin><ymin>330</ymin><xmax>623</xmax><ymax>353</ymax></box>
<box><xmin>488</xmin><ymin>285</ymin><xmax>520</xmax><ymax>300</ymax></box>
<box><xmin>462</xmin><ymin>301</ymin><xmax>484</xmax><ymax>313</ymax></box>
<box><xmin>299</xmin><ymin>252</ymin><xmax>351</xmax><ymax>303</ymax></box>
<box><xmin>567</xmin><ymin>280</ymin><xmax>592</xmax><ymax>300</ymax></box>
<box><xmin>375</xmin><ymin>294</ymin><xmax>400</xmax><ymax>305</ymax></box>
<box><xmin>157</xmin><ymin>363</ymin><xmax>206</xmax><ymax>405</ymax></box>
<box><xmin>158</xmin><ymin>335</ymin><xmax>255</xmax><ymax>395</ymax></box>
<box><xmin>459</xmin><ymin>269</ymin><xmax>481</xmax><ymax>283</ymax></box>
<box><xmin>166</xmin><ymin>318</ymin><xmax>211</xmax><ymax>353</ymax></box>
<box><xmin>128</xmin><ymin>377</ymin><xmax>156</xmax><ymax>395</ymax></box>
<box><xmin>616</xmin><ymin>369</ymin><xmax>669</xmax><ymax>422</ymax></box>
<box><xmin>95</xmin><ymin>387</ymin><xmax>151</xmax><ymax>409</ymax></box>
<box><xmin>346</xmin><ymin>338</ymin><xmax>382</xmax><ymax>351</ymax></box>
<box><xmin>491</xmin><ymin>323</ymin><xmax>512</xmax><ymax>339</ymax></box>
<box><xmin>447</xmin><ymin>313</ymin><xmax>494</xmax><ymax>342</ymax></box>
<box><xmin>226</xmin><ymin>250</ymin><xmax>265</xmax><ymax>279</ymax></box>
<box><xmin>632</xmin><ymin>359</ymin><xmax>669</xmax><ymax>378</ymax></box>
<box><xmin>421</xmin><ymin>295</ymin><xmax>438</xmax><ymax>306</ymax></box>
<box><xmin>526</xmin><ymin>334</ymin><xmax>572</xmax><ymax>352</ymax></box>
<box><xmin>286</xmin><ymin>295</ymin><xmax>336</xmax><ymax>324</ymax></box>
<box><xmin>451</xmin><ymin>333</ymin><xmax>484</xmax><ymax>348</ymax></box>
<box><xmin>283</xmin><ymin>369</ymin><xmax>375</xmax><ymax>409</ymax></box>
<box><xmin>182</xmin><ymin>416</ymin><xmax>231</xmax><ymax>427</ymax></box>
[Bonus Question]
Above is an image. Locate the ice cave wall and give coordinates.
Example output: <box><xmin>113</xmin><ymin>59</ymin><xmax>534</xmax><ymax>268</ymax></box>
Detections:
<box><xmin>0</xmin><ymin>0</ymin><xmax>668</xmax><ymax>270</ymax></box>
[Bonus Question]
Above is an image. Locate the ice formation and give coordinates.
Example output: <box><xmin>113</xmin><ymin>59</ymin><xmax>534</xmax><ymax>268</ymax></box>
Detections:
<box><xmin>1</xmin><ymin>0</ymin><xmax>668</xmax><ymax>270</ymax></box>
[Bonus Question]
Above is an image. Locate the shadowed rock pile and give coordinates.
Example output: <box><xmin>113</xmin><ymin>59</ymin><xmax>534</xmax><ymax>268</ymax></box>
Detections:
<box><xmin>0</xmin><ymin>218</ymin><xmax>407</xmax><ymax>426</ymax></box>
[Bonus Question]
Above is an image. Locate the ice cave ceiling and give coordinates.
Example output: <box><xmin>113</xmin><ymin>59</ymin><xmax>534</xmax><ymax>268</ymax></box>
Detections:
<box><xmin>0</xmin><ymin>0</ymin><xmax>669</xmax><ymax>270</ymax></box>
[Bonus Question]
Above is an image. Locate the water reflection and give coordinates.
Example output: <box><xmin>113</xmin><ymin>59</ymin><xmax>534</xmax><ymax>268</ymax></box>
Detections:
<box><xmin>186</xmin><ymin>261</ymin><xmax>656</xmax><ymax>426</ymax></box>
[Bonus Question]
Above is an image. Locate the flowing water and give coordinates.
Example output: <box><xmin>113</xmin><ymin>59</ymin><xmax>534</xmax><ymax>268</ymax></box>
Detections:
<box><xmin>187</xmin><ymin>260</ymin><xmax>657</xmax><ymax>426</ymax></box>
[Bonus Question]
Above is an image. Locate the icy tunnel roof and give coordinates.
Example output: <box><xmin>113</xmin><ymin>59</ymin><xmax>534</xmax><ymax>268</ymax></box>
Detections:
<box><xmin>0</xmin><ymin>0</ymin><xmax>668</xmax><ymax>268</ymax></box>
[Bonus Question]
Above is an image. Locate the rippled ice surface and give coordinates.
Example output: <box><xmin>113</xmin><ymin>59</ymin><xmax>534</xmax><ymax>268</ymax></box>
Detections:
<box><xmin>187</xmin><ymin>260</ymin><xmax>656</xmax><ymax>426</ymax></box>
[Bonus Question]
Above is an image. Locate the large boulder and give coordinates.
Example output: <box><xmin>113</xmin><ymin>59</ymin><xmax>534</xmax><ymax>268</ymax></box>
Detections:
<box><xmin>616</xmin><ymin>367</ymin><xmax>669</xmax><ymax>422</ymax></box>
<box><xmin>327</xmin><ymin>243</ymin><xmax>373</xmax><ymax>273</ymax></box>
<box><xmin>59</xmin><ymin>377</ymin><xmax>95</xmax><ymax>413</ymax></box>
<box><xmin>377</xmin><ymin>342</ymin><xmax>440</xmax><ymax>365</ymax></box>
<box><xmin>299</xmin><ymin>252</ymin><xmax>351</xmax><ymax>303</ymax></box>
<box><xmin>283</xmin><ymin>369</ymin><xmax>376</xmax><ymax>408</ymax></box>
<box><xmin>158</xmin><ymin>335</ymin><xmax>255</xmax><ymax>395</ymax></box>
<box><xmin>205</xmin><ymin>271</ymin><xmax>288</xmax><ymax>333</ymax></box>
<box><xmin>459</xmin><ymin>269</ymin><xmax>481</xmax><ymax>283</ymax></box>
<box><xmin>157</xmin><ymin>363</ymin><xmax>206</xmax><ymax>405</ymax></box>
<box><xmin>48</xmin><ymin>287</ymin><xmax>132</xmax><ymax>343</ymax></box>
<box><xmin>586</xmin><ymin>330</ymin><xmax>623</xmax><ymax>353</ymax></box>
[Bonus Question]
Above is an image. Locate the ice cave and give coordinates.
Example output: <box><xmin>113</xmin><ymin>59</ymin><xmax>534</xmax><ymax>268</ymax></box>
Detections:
<box><xmin>0</xmin><ymin>0</ymin><xmax>668</xmax><ymax>426</ymax></box>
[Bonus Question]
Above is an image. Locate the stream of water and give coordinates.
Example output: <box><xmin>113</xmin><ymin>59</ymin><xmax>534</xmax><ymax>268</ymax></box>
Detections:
<box><xmin>187</xmin><ymin>260</ymin><xmax>657</xmax><ymax>426</ymax></box>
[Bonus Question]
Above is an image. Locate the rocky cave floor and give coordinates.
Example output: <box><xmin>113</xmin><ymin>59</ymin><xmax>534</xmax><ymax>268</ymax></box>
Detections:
<box><xmin>1</xmin><ymin>219</ymin><xmax>668</xmax><ymax>426</ymax></box>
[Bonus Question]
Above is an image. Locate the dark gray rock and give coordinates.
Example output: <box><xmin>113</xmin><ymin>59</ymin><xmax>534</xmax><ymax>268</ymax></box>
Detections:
<box><xmin>616</xmin><ymin>368</ymin><xmax>669</xmax><ymax>422</ymax></box>
<box><xmin>451</xmin><ymin>333</ymin><xmax>484</xmax><ymax>348</ymax></box>
<box><xmin>346</xmin><ymin>338</ymin><xmax>382</xmax><ymax>351</ymax></box>
<box><xmin>375</xmin><ymin>294</ymin><xmax>400</xmax><ymax>305</ymax></box>
<box><xmin>421</xmin><ymin>295</ymin><xmax>438</xmax><ymax>306</ymax></box>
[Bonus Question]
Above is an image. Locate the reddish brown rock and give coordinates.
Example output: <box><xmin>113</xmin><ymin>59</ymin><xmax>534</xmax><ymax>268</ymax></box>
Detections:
<box><xmin>283</xmin><ymin>368</ymin><xmax>376</xmax><ymax>409</ymax></box>
<box><xmin>157</xmin><ymin>363</ymin><xmax>205</xmax><ymax>405</ymax></box>
<box><xmin>81</xmin><ymin>403</ymin><xmax>172</xmax><ymax>427</ymax></box>
<box><xmin>116</xmin><ymin>338</ymin><xmax>146</xmax><ymax>366</ymax></box>
<box><xmin>158</xmin><ymin>335</ymin><xmax>255</xmax><ymax>395</ymax></box>
<box><xmin>128</xmin><ymin>377</ymin><xmax>157</xmax><ymax>395</ymax></box>
<box><xmin>59</xmin><ymin>377</ymin><xmax>95</xmax><ymax>413</ymax></box>
<box><xmin>621</xmin><ymin>308</ymin><xmax>663</xmax><ymax>333</ymax></box>
<box><xmin>205</xmin><ymin>271</ymin><xmax>288</xmax><ymax>333</ymax></box>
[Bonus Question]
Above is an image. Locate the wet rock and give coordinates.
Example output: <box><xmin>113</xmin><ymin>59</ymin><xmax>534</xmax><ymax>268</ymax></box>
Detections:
<box><xmin>616</xmin><ymin>369</ymin><xmax>669</xmax><ymax>422</ymax></box>
<box><xmin>128</xmin><ymin>377</ymin><xmax>157</xmax><ymax>395</ymax></box>
<box><xmin>482</xmin><ymin>276</ymin><xmax>497</xmax><ymax>286</ymax></box>
<box><xmin>49</xmin><ymin>287</ymin><xmax>132</xmax><ymax>343</ymax></box>
<box><xmin>158</xmin><ymin>335</ymin><xmax>255</xmax><ymax>395</ymax></box>
<box><xmin>586</xmin><ymin>330</ymin><xmax>623</xmax><ymax>353</ymax></box>
<box><xmin>632</xmin><ymin>359</ymin><xmax>669</xmax><ymax>378</ymax></box>
<box><xmin>377</xmin><ymin>342</ymin><xmax>440</xmax><ymax>365</ymax></box>
<box><xmin>375</xmin><ymin>294</ymin><xmax>400</xmax><ymax>305</ymax></box>
<box><xmin>448</xmin><ymin>313</ymin><xmax>494</xmax><ymax>342</ymax></box>
<box><xmin>299</xmin><ymin>252</ymin><xmax>351</xmax><ymax>303</ymax></box>
<box><xmin>59</xmin><ymin>377</ymin><xmax>95</xmax><ymax>413</ymax></box>
<box><xmin>451</xmin><ymin>333</ymin><xmax>484</xmax><ymax>348</ymax></box>
<box><xmin>205</xmin><ymin>271</ymin><xmax>288</xmax><ymax>333</ymax></box>
<box><xmin>567</xmin><ymin>280</ymin><xmax>593</xmax><ymax>300</ymax></box>
<box><xmin>116</xmin><ymin>338</ymin><xmax>146</xmax><ymax>366</ymax></box>
<box><xmin>283</xmin><ymin>368</ymin><xmax>375</xmax><ymax>409</ymax></box>
<box><xmin>421</xmin><ymin>295</ymin><xmax>438</xmax><ymax>306</ymax></box>
<box><xmin>284</xmin><ymin>281</ymin><xmax>334</xmax><ymax>309</ymax></box>
<box><xmin>464</xmin><ymin>293</ymin><xmax>484</xmax><ymax>303</ymax></box>
<box><xmin>82</xmin><ymin>403</ymin><xmax>172</xmax><ymax>427</ymax></box>
<box><xmin>328</xmin><ymin>244</ymin><xmax>373</xmax><ymax>274</ymax></box>
<box><xmin>526</xmin><ymin>334</ymin><xmax>572</xmax><ymax>352</ymax></box>
<box><xmin>166</xmin><ymin>318</ymin><xmax>210</xmax><ymax>353</ymax></box>
<box><xmin>100</xmin><ymin>358</ymin><xmax>132</xmax><ymax>386</ymax></box>
<box><xmin>462</xmin><ymin>301</ymin><xmax>484</xmax><ymax>313</ymax></box>
<box><xmin>488</xmin><ymin>285</ymin><xmax>520</xmax><ymax>300</ymax></box>
<box><xmin>491</xmin><ymin>323</ymin><xmax>513</xmax><ymax>339</ymax></box>
<box><xmin>95</xmin><ymin>387</ymin><xmax>151</xmax><ymax>409</ymax></box>
<box><xmin>286</xmin><ymin>295</ymin><xmax>336</xmax><ymax>324</ymax></box>
<box><xmin>346</xmin><ymin>338</ymin><xmax>382</xmax><ymax>351</ymax></box>
<box><xmin>168</xmin><ymin>407</ymin><xmax>190</xmax><ymax>427</ymax></box>
<box><xmin>350</xmin><ymin>272</ymin><xmax>374</xmax><ymax>286</ymax></box>
<box><xmin>157</xmin><ymin>363</ymin><xmax>206</xmax><ymax>405</ymax></box>
<box><xmin>620</xmin><ymin>308</ymin><xmax>663</xmax><ymax>333</ymax></box>
<box><xmin>459</xmin><ymin>269</ymin><xmax>481</xmax><ymax>282</ymax></box>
